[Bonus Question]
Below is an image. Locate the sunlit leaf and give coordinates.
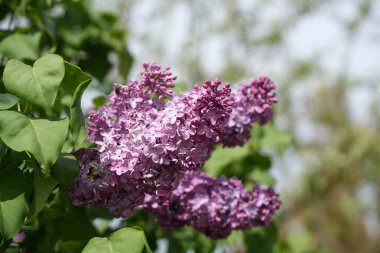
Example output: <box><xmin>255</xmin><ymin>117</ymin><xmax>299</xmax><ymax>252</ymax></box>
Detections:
<box><xmin>82</xmin><ymin>227</ymin><xmax>152</xmax><ymax>253</ymax></box>
<box><xmin>3</xmin><ymin>54</ymin><xmax>65</xmax><ymax>114</ymax></box>
<box><xmin>0</xmin><ymin>111</ymin><xmax>69</xmax><ymax>174</ymax></box>
<box><xmin>204</xmin><ymin>145</ymin><xmax>250</xmax><ymax>177</ymax></box>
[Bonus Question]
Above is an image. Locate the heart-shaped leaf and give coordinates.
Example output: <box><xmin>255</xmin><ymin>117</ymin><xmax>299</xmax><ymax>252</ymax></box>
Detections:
<box><xmin>0</xmin><ymin>111</ymin><xmax>69</xmax><ymax>174</ymax></box>
<box><xmin>0</xmin><ymin>93</ymin><xmax>18</xmax><ymax>110</ymax></box>
<box><xmin>82</xmin><ymin>227</ymin><xmax>152</xmax><ymax>253</ymax></box>
<box><xmin>0</xmin><ymin>168</ymin><xmax>31</xmax><ymax>244</ymax></box>
<box><xmin>3</xmin><ymin>54</ymin><xmax>65</xmax><ymax>114</ymax></box>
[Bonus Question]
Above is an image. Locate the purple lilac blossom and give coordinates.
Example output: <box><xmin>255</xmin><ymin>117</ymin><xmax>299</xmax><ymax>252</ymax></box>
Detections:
<box><xmin>69</xmin><ymin>63</ymin><xmax>234</xmax><ymax>217</ymax></box>
<box><xmin>69</xmin><ymin>62</ymin><xmax>279</xmax><ymax>219</ymax></box>
<box><xmin>220</xmin><ymin>77</ymin><xmax>278</xmax><ymax>147</ymax></box>
<box><xmin>144</xmin><ymin>171</ymin><xmax>281</xmax><ymax>239</ymax></box>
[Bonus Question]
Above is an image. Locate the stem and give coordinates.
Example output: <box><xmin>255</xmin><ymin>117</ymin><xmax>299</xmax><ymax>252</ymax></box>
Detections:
<box><xmin>23</xmin><ymin>103</ymin><xmax>29</xmax><ymax>113</ymax></box>
<box><xmin>25</xmin><ymin>151</ymin><xmax>32</xmax><ymax>159</ymax></box>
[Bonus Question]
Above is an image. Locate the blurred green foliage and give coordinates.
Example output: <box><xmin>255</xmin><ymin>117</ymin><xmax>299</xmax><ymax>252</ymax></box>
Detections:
<box><xmin>1</xmin><ymin>0</ymin><xmax>379</xmax><ymax>252</ymax></box>
<box><xmin>0</xmin><ymin>0</ymin><xmax>133</xmax><ymax>86</ymax></box>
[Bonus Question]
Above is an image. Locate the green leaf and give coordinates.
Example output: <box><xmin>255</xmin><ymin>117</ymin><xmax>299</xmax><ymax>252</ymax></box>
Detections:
<box><xmin>61</xmin><ymin>61</ymin><xmax>92</xmax><ymax>95</ymax></box>
<box><xmin>0</xmin><ymin>140</ymin><xmax>6</xmax><ymax>165</ymax></box>
<box><xmin>28</xmin><ymin>168</ymin><xmax>58</xmax><ymax>218</ymax></box>
<box><xmin>92</xmin><ymin>95</ymin><xmax>106</xmax><ymax>108</ymax></box>
<box><xmin>3</xmin><ymin>54</ymin><xmax>65</xmax><ymax>114</ymax></box>
<box><xmin>0</xmin><ymin>93</ymin><xmax>18</xmax><ymax>110</ymax></box>
<box><xmin>0</xmin><ymin>111</ymin><xmax>69</xmax><ymax>174</ymax></box>
<box><xmin>40</xmin><ymin>194</ymin><xmax>97</xmax><ymax>243</ymax></box>
<box><xmin>287</xmin><ymin>232</ymin><xmax>313</xmax><ymax>253</ymax></box>
<box><xmin>167</xmin><ymin>228</ymin><xmax>215</xmax><ymax>253</ymax></box>
<box><xmin>243</xmin><ymin>154</ymin><xmax>272</xmax><ymax>171</ymax></box>
<box><xmin>261</xmin><ymin>125</ymin><xmax>292</xmax><ymax>154</ymax></box>
<box><xmin>4</xmin><ymin>247</ymin><xmax>20</xmax><ymax>253</ymax></box>
<box><xmin>51</xmin><ymin>154</ymin><xmax>79</xmax><ymax>190</ymax></box>
<box><xmin>54</xmin><ymin>208</ymin><xmax>98</xmax><ymax>242</ymax></box>
<box><xmin>82</xmin><ymin>227</ymin><xmax>152</xmax><ymax>253</ymax></box>
<box><xmin>55</xmin><ymin>240</ymin><xmax>86</xmax><ymax>253</ymax></box>
<box><xmin>0</xmin><ymin>32</ymin><xmax>42</xmax><ymax>60</ymax></box>
<box><xmin>61</xmin><ymin>61</ymin><xmax>92</xmax><ymax>149</ymax></box>
<box><xmin>0</xmin><ymin>168</ymin><xmax>31</xmax><ymax>244</ymax></box>
<box><xmin>204</xmin><ymin>145</ymin><xmax>250</xmax><ymax>177</ymax></box>
<box><xmin>250</xmin><ymin>170</ymin><xmax>276</xmax><ymax>187</ymax></box>
<box><xmin>244</xmin><ymin>223</ymin><xmax>278</xmax><ymax>253</ymax></box>
<box><xmin>118</xmin><ymin>43</ymin><xmax>133</xmax><ymax>81</ymax></box>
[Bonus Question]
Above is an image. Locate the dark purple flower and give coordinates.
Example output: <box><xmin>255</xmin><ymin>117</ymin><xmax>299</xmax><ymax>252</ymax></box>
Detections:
<box><xmin>144</xmin><ymin>171</ymin><xmax>281</xmax><ymax>239</ymax></box>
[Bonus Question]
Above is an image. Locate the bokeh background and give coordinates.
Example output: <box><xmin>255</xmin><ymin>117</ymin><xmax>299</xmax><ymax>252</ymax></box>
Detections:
<box><xmin>1</xmin><ymin>0</ymin><xmax>379</xmax><ymax>252</ymax></box>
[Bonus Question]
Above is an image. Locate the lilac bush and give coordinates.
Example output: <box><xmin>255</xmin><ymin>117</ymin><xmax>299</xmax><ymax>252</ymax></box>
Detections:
<box><xmin>144</xmin><ymin>171</ymin><xmax>281</xmax><ymax>239</ymax></box>
<box><xmin>69</xmin><ymin>62</ymin><xmax>280</xmax><ymax>237</ymax></box>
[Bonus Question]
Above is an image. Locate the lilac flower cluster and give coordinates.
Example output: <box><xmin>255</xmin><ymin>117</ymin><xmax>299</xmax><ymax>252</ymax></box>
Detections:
<box><xmin>69</xmin><ymin>62</ymin><xmax>279</xmax><ymax>221</ymax></box>
<box><xmin>69</xmin><ymin>63</ymin><xmax>233</xmax><ymax>217</ymax></box>
<box><xmin>221</xmin><ymin>77</ymin><xmax>278</xmax><ymax>147</ymax></box>
<box><xmin>144</xmin><ymin>171</ymin><xmax>281</xmax><ymax>239</ymax></box>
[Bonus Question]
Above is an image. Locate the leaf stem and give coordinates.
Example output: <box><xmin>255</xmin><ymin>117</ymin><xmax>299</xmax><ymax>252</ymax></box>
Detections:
<box><xmin>25</xmin><ymin>151</ymin><xmax>32</xmax><ymax>159</ymax></box>
<box><xmin>23</xmin><ymin>103</ymin><xmax>29</xmax><ymax>113</ymax></box>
